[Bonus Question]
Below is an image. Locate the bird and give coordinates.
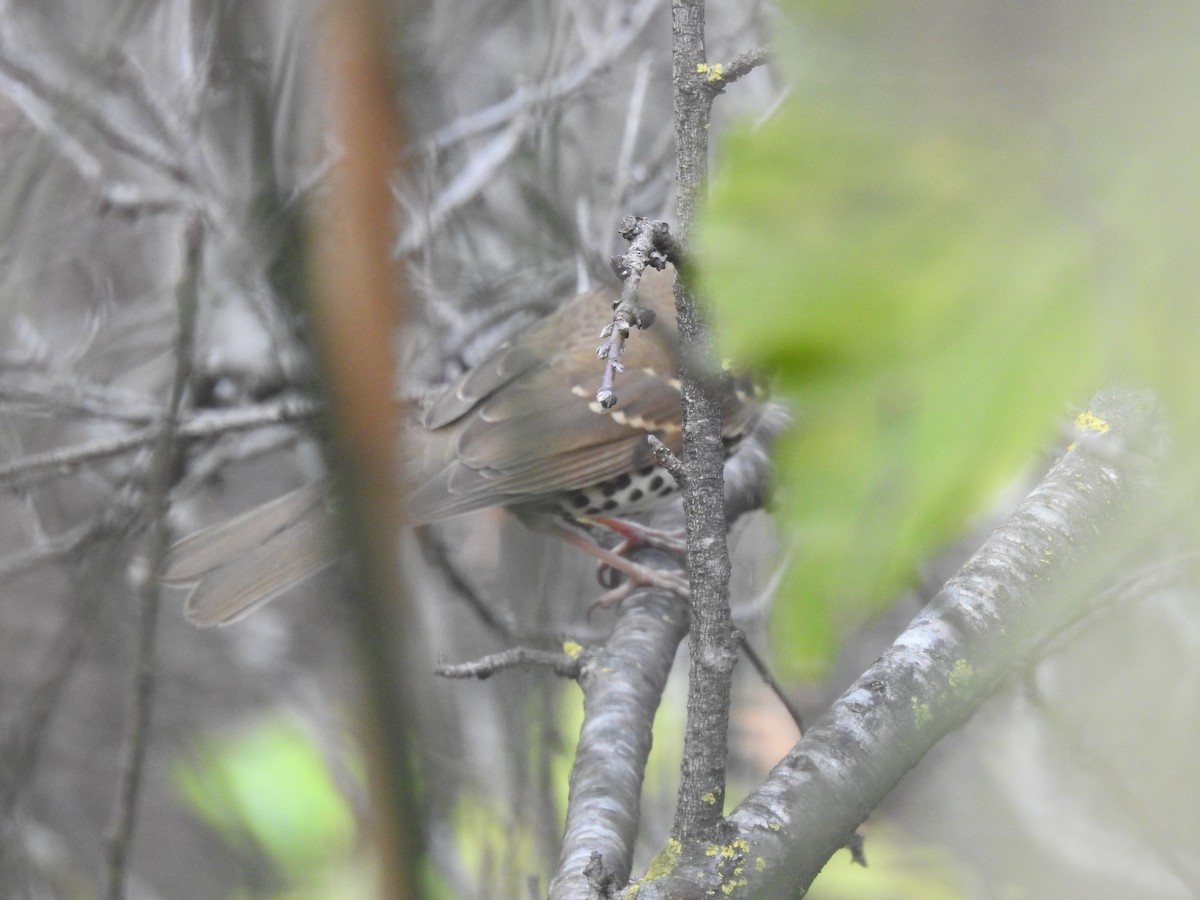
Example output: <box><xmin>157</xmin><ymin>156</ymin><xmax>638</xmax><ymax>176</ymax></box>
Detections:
<box><xmin>163</xmin><ymin>266</ymin><xmax>768</xmax><ymax>626</ymax></box>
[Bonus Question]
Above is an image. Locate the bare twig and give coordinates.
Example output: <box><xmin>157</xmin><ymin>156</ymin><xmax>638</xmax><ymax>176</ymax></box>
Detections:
<box><xmin>597</xmin><ymin>217</ymin><xmax>679</xmax><ymax>407</ymax></box>
<box><xmin>423</xmin><ymin>0</ymin><xmax>666</xmax><ymax>154</ymax></box>
<box><xmin>0</xmin><ymin>378</ymin><xmax>162</xmax><ymax>423</ymax></box>
<box><xmin>599</xmin><ymin>55</ymin><xmax>654</xmax><ymax>248</ymax></box>
<box><xmin>646</xmin><ymin>433</ymin><xmax>686</xmax><ymax>485</ymax></box>
<box><xmin>436</xmin><ymin>645</ymin><xmax>582</xmax><ymax>680</ymax></box>
<box><xmin>697</xmin><ymin>45</ymin><xmax>769</xmax><ymax>95</ymax></box>
<box><xmin>736</xmin><ymin>633</ymin><xmax>805</xmax><ymax>735</ymax></box>
<box><xmin>0</xmin><ymin>397</ymin><xmax>317</xmax><ymax>489</ymax></box>
<box><xmin>396</xmin><ymin>115</ymin><xmax>527</xmax><ymax>254</ymax></box>
<box><xmin>104</xmin><ymin>216</ymin><xmax>202</xmax><ymax>900</ymax></box>
<box><xmin>416</xmin><ymin>527</ymin><xmax>520</xmax><ymax>641</ymax></box>
<box><xmin>0</xmin><ymin>11</ymin><xmax>201</xmax><ymax>210</ymax></box>
<box><xmin>0</xmin><ymin>519</ymin><xmax>112</xmax><ymax>579</ymax></box>
<box><xmin>0</xmin><ymin>528</ymin><xmax>134</xmax><ymax>826</ymax></box>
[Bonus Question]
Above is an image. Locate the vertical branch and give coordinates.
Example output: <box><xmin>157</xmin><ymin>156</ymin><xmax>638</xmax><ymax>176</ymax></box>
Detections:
<box><xmin>309</xmin><ymin>2</ymin><xmax>421</xmax><ymax>896</ymax></box>
<box><xmin>104</xmin><ymin>217</ymin><xmax>202</xmax><ymax>900</ymax></box>
<box><xmin>671</xmin><ymin>0</ymin><xmax>710</xmax><ymax>234</ymax></box>
<box><xmin>669</xmin><ymin>0</ymin><xmax>738</xmax><ymax>849</ymax></box>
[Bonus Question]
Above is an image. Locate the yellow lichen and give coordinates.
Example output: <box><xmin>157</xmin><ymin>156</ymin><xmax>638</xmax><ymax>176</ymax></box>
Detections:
<box><xmin>642</xmin><ymin>838</ymin><xmax>682</xmax><ymax>881</ymax></box>
<box><xmin>911</xmin><ymin>696</ymin><xmax>932</xmax><ymax>727</ymax></box>
<box><xmin>949</xmin><ymin>659</ymin><xmax>973</xmax><ymax>690</ymax></box>
<box><xmin>1076</xmin><ymin>410</ymin><xmax>1110</xmax><ymax>434</ymax></box>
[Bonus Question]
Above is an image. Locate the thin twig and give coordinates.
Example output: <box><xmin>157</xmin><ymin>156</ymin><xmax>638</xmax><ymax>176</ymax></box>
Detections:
<box><xmin>0</xmin><ymin>396</ymin><xmax>317</xmax><ymax>489</ymax></box>
<box><xmin>416</xmin><ymin>527</ymin><xmax>520</xmax><ymax>641</ymax></box>
<box><xmin>0</xmin><ymin>519</ymin><xmax>112</xmax><ymax>579</ymax></box>
<box><xmin>0</xmin><ymin>526</ymin><xmax>134</xmax><ymax>824</ymax></box>
<box><xmin>736</xmin><ymin>633</ymin><xmax>804</xmax><ymax>735</ymax></box>
<box><xmin>646</xmin><ymin>433</ymin><xmax>686</xmax><ymax>485</ymax></box>
<box><xmin>0</xmin><ymin>14</ymin><xmax>193</xmax><ymax>187</ymax></box>
<box><xmin>600</xmin><ymin>55</ymin><xmax>654</xmax><ymax>247</ymax></box>
<box><xmin>422</xmin><ymin>0</ymin><xmax>665</xmax><ymax>154</ymax></box>
<box><xmin>0</xmin><ymin>379</ymin><xmax>162</xmax><ymax>423</ymax></box>
<box><xmin>436</xmin><ymin>645</ymin><xmax>582</xmax><ymax>680</ymax></box>
<box><xmin>396</xmin><ymin>115</ymin><xmax>527</xmax><ymax>254</ymax></box>
<box><xmin>698</xmin><ymin>45</ymin><xmax>770</xmax><ymax>96</ymax></box>
<box><xmin>596</xmin><ymin>217</ymin><xmax>679</xmax><ymax>407</ymax></box>
<box><xmin>1025</xmin><ymin>676</ymin><xmax>1199</xmax><ymax>894</ymax></box>
<box><xmin>104</xmin><ymin>217</ymin><xmax>202</xmax><ymax>900</ymax></box>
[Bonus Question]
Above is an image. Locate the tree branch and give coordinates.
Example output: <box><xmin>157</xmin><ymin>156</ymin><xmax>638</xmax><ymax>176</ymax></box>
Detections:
<box><xmin>310</xmin><ymin>3</ymin><xmax>421</xmax><ymax>895</ymax></box>
<box><xmin>550</xmin><ymin>579</ymin><xmax>689</xmax><ymax>898</ymax></box>
<box><xmin>668</xmin><ymin>0</ymin><xmax>737</xmax><ymax>852</ymax></box>
<box><xmin>631</xmin><ymin>387</ymin><xmax>1167</xmax><ymax>896</ymax></box>
<box><xmin>696</xmin><ymin>45</ymin><xmax>769</xmax><ymax>95</ymax></box>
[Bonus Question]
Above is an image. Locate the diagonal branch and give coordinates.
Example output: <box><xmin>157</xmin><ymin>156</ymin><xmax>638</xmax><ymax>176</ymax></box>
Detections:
<box><xmin>630</xmin><ymin>387</ymin><xmax>1167</xmax><ymax>897</ymax></box>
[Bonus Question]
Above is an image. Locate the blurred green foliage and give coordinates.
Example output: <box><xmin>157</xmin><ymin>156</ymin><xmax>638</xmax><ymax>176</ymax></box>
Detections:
<box><xmin>700</xmin><ymin>105</ymin><xmax>1099</xmax><ymax>676</ymax></box>
<box><xmin>174</xmin><ymin>718</ymin><xmax>394</xmax><ymax>900</ymax></box>
<box><xmin>174</xmin><ymin>717</ymin><xmax>458</xmax><ymax>898</ymax></box>
<box><xmin>450</xmin><ymin>791</ymin><xmax>540</xmax><ymax>895</ymax></box>
<box><xmin>807</xmin><ymin>819</ymin><xmax>969</xmax><ymax>899</ymax></box>
<box><xmin>174</xmin><ymin>718</ymin><xmax>356</xmax><ymax>881</ymax></box>
<box><xmin>698</xmin><ymin>1</ymin><xmax>1200</xmax><ymax>677</ymax></box>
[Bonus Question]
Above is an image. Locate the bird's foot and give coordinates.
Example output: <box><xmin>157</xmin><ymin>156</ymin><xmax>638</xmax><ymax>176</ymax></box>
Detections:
<box><xmin>579</xmin><ymin>515</ymin><xmax>688</xmax><ymax>555</ymax></box>
<box><xmin>552</xmin><ymin>521</ymin><xmax>689</xmax><ymax>608</ymax></box>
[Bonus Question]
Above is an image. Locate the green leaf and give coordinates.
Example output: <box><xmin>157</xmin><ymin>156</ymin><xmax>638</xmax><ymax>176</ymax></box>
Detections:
<box><xmin>173</xmin><ymin>718</ymin><xmax>356</xmax><ymax>879</ymax></box>
<box><xmin>699</xmin><ymin>107</ymin><xmax>1099</xmax><ymax>677</ymax></box>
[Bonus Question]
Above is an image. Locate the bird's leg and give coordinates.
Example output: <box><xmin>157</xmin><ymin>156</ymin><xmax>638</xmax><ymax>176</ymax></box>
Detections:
<box><xmin>578</xmin><ymin>515</ymin><xmax>688</xmax><ymax>555</ymax></box>
<box><xmin>552</xmin><ymin>521</ymin><xmax>690</xmax><ymax>600</ymax></box>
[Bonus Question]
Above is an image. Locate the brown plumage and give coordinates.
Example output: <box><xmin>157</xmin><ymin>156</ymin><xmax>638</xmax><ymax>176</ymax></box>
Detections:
<box><xmin>164</xmin><ymin>267</ymin><xmax>765</xmax><ymax>625</ymax></box>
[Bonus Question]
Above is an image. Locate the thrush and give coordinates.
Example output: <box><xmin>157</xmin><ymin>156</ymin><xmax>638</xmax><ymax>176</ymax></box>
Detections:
<box><xmin>163</xmin><ymin>266</ymin><xmax>768</xmax><ymax>625</ymax></box>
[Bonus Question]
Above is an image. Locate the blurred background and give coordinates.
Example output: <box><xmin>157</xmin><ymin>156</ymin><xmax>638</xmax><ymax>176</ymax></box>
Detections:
<box><xmin>1</xmin><ymin>0</ymin><xmax>1198</xmax><ymax>898</ymax></box>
